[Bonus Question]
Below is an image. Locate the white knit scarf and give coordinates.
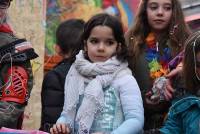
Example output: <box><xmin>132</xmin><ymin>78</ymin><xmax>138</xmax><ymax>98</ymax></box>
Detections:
<box><xmin>64</xmin><ymin>50</ymin><xmax>131</xmax><ymax>134</ymax></box>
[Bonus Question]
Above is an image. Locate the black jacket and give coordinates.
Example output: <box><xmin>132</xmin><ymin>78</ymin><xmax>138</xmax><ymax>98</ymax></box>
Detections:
<box><xmin>40</xmin><ymin>59</ymin><xmax>72</xmax><ymax>132</ymax></box>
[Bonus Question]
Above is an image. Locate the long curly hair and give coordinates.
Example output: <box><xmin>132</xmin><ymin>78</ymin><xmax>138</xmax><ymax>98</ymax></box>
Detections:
<box><xmin>126</xmin><ymin>0</ymin><xmax>191</xmax><ymax>71</ymax></box>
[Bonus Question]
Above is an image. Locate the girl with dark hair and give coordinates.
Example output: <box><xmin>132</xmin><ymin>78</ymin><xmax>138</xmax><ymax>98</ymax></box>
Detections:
<box><xmin>50</xmin><ymin>13</ymin><xmax>144</xmax><ymax>134</ymax></box>
<box><xmin>160</xmin><ymin>31</ymin><xmax>200</xmax><ymax>134</ymax></box>
<box><xmin>125</xmin><ymin>0</ymin><xmax>191</xmax><ymax>132</ymax></box>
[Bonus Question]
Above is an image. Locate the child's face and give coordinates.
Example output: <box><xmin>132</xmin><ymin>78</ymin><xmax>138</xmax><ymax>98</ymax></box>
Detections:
<box><xmin>0</xmin><ymin>8</ymin><xmax>6</xmax><ymax>24</ymax></box>
<box><xmin>0</xmin><ymin>0</ymin><xmax>10</xmax><ymax>24</ymax></box>
<box><xmin>0</xmin><ymin>0</ymin><xmax>10</xmax><ymax>9</ymax></box>
<box><xmin>147</xmin><ymin>0</ymin><xmax>172</xmax><ymax>32</ymax></box>
<box><xmin>0</xmin><ymin>8</ymin><xmax>6</xmax><ymax>18</ymax></box>
<box><xmin>85</xmin><ymin>25</ymin><xmax>119</xmax><ymax>63</ymax></box>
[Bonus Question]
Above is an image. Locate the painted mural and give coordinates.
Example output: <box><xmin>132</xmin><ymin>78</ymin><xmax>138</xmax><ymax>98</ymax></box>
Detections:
<box><xmin>45</xmin><ymin>0</ymin><xmax>140</xmax><ymax>55</ymax></box>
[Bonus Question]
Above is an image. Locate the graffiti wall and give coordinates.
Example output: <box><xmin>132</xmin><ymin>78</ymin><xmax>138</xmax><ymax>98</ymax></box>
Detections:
<box><xmin>44</xmin><ymin>0</ymin><xmax>139</xmax><ymax>71</ymax></box>
<box><xmin>45</xmin><ymin>0</ymin><xmax>140</xmax><ymax>54</ymax></box>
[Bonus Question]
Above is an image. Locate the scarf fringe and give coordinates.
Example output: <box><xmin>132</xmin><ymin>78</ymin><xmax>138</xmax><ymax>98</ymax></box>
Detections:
<box><xmin>64</xmin><ymin>51</ymin><xmax>131</xmax><ymax>133</ymax></box>
<box><xmin>76</xmin><ymin>94</ymin><xmax>104</xmax><ymax>120</ymax></box>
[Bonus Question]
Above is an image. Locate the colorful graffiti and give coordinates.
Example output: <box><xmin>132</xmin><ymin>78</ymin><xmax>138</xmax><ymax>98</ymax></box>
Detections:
<box><xmin>45</xmin><ymin>0</ymin><xmax>139</xmax><ymax>55</ymax></box>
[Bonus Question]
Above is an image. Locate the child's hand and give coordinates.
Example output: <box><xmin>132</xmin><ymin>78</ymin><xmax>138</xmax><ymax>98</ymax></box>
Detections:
<box><xmin>50</xmin><ymin>123</ymin><xmax>71</xmax><ymax>134</ymax></box>
<box><xmin>145</xmin><ymin>90</ymin><xmax>160</xmax><ymax>105</ymax></box>
<box><xmin>164</xmin><ymin>62</ymin><xmax>183</xmax><ymax>101</ymax></box>
<box><xmin>163</xmin><ymin>79</ymin><xmax>174</xmax><ymax>101</ymax></box>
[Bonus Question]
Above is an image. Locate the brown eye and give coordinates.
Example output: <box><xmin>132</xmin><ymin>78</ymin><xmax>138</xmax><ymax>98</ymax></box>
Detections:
<box><xmin>164</xmin><ymin>6</ymin><xmax>172</xmax><ymax>11</ymax></box>
<box><xmin>89</xmin><ymin>38</ymin><xmax>98</xmax><ymax>44</ymax></box>
<box><xmin>148</xmin><ymin>3</ymin><xmax>158</xmax><ymax>10</ymax></box>
<box><xmin>108</xmin><ymin>41</ymin><xmax>114</xmax><ymax>45</ymax></box>
<box><xmin>150</xmin><ymin>6</ymin><xmax>157</xmax><ymax>10</ymax></box>
<box><xmin>105</xmin><ymin>39</ymin><xmax>116</xmax><ymax>46</ymax></box>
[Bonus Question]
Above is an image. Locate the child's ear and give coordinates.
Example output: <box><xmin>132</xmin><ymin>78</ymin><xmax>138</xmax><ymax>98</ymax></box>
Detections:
<box><xmin>84</xmin><ymin>45</ymin><xmax>87</xmax><ymax>51</ymax></box>
<box><xmin>117</xmin><ymin>43</ymin><xmax>121</xmax><ymax>53</ymax></box>
<box><xmin>83</xmin><ymin>40</ymin><xmax>87</xmax><ymax>52</ymax></box>
<box><xmin>55</xmin><ymin>44</ymin><xmax>62</xmax><ymax>55</ymax></box>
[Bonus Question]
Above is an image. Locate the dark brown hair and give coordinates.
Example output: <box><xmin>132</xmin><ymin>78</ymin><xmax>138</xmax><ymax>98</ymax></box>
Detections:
<box><xmin>183</xmin><ymin>31</ymin><xmax>200</xmax><ymax>94</ymax></box>
<box><xmin>56</xmin><ymin>18</ymin><xmax>84</xmax><ymax>60</ymax></box>
<box><xmin>82</xmin><ymin>13</ymin><xmax>128</xmax><ymax>62</ymax></box>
